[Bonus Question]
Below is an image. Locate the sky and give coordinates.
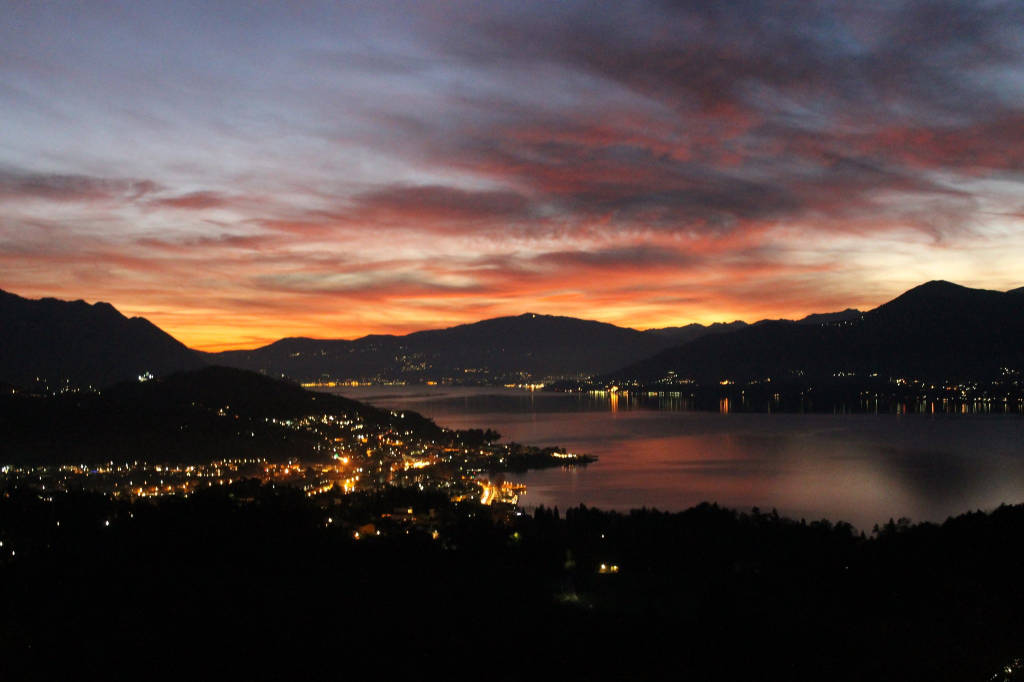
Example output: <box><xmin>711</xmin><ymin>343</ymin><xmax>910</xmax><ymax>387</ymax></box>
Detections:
<box><xmin>2</xmin><ymin>1</ymin><xmax>1024</xmax><ymax>351</ymax></box>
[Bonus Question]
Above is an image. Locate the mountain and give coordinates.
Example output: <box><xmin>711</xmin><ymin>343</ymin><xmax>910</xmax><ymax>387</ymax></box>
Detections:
<box><xmin>0</xmin><ymin>287</ymin><xmax>863</xmax><ymax>387</ymax></box>
<box><xmin>0</xmin><ymin>289</ymin><xmax>205</xmax><ymax>389</ymax></box>
<box><xmin>206</xmin><ymin>313</ymin><xmax>689</xmax><ymax>383</ymax></box>
<box><xmin>610</xmin><ymin>281</ymin><xmax>1024</xmax><ymax>384</ymax></box>
<box><xmin>207</xmin><ymin>308</ymin><xmax>875</xmax><ymax>384</ymax></box>
<box><xmin>99</xmin><ymin>365</ymin><xmax>422</xmax><ymax>424</ymax></box>
<box><xmin>640</xmin><ymin>311</ymin><xmax>862</xmax><ymax>350</ymax></box>
<box><xmin>794</xmin><ymin>308</ymin><xmax>862</xmax><ymax>326</ymax></box>
<box><xmin>645</xmin><ymin>320</ymin><xmax>749</xmax><ymax>344</ymax></box>
<box><xmin>0</xmin><ymin>365</ymin><xmax>441</xmax><ymax>465</ymax></box>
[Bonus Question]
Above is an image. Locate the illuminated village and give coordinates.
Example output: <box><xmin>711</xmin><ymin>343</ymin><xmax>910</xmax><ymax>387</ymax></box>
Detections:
<box><xmin>0</xmin><ymin>408</ymin><xmax>588</xmax><ymax>521</ymax></box>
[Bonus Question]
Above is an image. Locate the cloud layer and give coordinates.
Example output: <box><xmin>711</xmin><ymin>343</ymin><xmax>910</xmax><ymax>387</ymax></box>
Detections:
<box><xmin>1</xmin><ymin>0</ymin><xmax>1023</xmax><ymax>349</ymax></box>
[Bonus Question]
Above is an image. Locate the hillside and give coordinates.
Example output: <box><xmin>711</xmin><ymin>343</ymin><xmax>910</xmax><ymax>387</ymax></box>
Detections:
<box><xmin>644</xmin><ymin>320</ymin><xmax>749</xmax><ymax>344</ymax></box>
<box><xmin>0</xmin><ymin>289</ymin><xmax>204</xmax><ymax>389</ymax></box>
<box><xmin>207</xmin><ymin>311</ymin><xmax>863</xmax><ymax>384</ymax></box>
<box><xmin>0</xmin><ymin>366</ymin><xmax>441</xmax><ymax>465</ymax></box>
<box><xmin>610</xmin><ymin>281</ymin><xmax>1024</xmax><ymax>384</ymax></box>
<box><xmin>206</xmin><ymin>313</ymin><xmax>683</xmax><ymax>383</ymax></box>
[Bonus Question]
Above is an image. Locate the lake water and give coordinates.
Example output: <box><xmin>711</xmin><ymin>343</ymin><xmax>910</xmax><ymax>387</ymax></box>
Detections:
<box><xmin>327</xmin><ymin>386</ymin><xmax>1024</xmax><ymax>531</ymax></box>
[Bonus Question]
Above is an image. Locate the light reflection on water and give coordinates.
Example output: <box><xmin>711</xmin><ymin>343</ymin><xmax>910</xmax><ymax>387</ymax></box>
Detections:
<box><xmin>328</xmin><ymin>386</ymin><xmax>1024</xmax><ymax>532</ymax></box>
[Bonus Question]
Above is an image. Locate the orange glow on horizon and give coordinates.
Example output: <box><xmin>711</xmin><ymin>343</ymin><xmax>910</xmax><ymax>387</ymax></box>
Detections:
<box><xmin>135</xmin><ymin>295</ymin><xmax>878</xmax><ymax>352</ymax></box>
<box><xmin>3</xmin><ymin>1</ymin><xmax>1024</xmax><ymax>358</ymax></box>
<box><xmin>5</xmin><ymin>270</ymin><xmax>1018</xmax><ymax>353</ymax></box>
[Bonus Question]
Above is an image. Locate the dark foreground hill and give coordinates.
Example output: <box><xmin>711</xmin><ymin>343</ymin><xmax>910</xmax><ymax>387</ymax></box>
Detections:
<box><xmin>2</xmin><ymin>486</ymin><xmax>1024</xmax><ymax>681</ymax></box>
<box><xmin>0</xmin><ymin>289</ymin><xmax>204</xmax><ymax>389</ymax></box>
<box><xmin>611</xmin><ymin>281</ymin><xmax>1024</xmax><ymax>384</ymax></box>
<box><xmin>0</xmin><ymin>366</ymin><xmax>441</xmax><ymax>465</ymax></box>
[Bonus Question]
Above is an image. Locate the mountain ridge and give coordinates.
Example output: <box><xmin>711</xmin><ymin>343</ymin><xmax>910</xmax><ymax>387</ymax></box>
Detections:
<box><xmin>0</xmin><ymin>288</ymin><xmax>205</xmax><ymax>389</ymax></box>
<box><xmin>609</xmin><ymin>281</ymin><xmax>1024</xmax><ymax>384</ymax></box>
<box><xmin>205</xmin><ymin>312</ymin><xmax>673</xmax><ymax>382</ymax></box>
<box><xmin>5</xmin><ymin>281</ymin><xmax>1020</xmax><ymax>388</ymax></box>
<box><xmin>203</xmin><ymin>308</ymin><xmax>872</xmax><ymax>382</ymax></box>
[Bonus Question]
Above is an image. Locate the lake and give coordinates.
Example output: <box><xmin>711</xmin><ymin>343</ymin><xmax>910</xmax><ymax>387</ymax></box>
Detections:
<box><xmin>327</xmin><ymin>385</ymin><xmax>1024</xmax><ymax>531</ymax></box>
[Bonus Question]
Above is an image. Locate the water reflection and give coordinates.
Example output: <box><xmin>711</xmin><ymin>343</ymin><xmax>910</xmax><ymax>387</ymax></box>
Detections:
<box><xmin>329</xmin><ymin>386</ymin><xmax>1024</xmax><ymax>531</ymax></box>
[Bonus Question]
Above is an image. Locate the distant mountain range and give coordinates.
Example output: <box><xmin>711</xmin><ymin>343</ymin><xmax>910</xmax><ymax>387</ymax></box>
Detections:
<box><xmin>0</xmin><ymin>289</ymin><xmax>204</xmax><ymax>389</ymax></box>
<box><xmin>609</xmin><ymin>281</ymin><xmax>1024</xmax><ymax>385</ymax></box>
<box><xmin>204</xmin><ymin>310</ymin><xmax>876</xmax><ymax>384</ymax></box>
<box><xmin>2</xmin><ymin>281</ymin><xmax>1021</xmax><ymax>390</ymax></box>
<box><xmin>643</xmin><ymin>320</ymin><xmax>749</xmax><ymax>343</ymax></box>
<box><xmin>204</xmin><ymin>313</ymin><xmax>690</xmax><ymax>383</ymax></box>
<box><xmin>0</xmin><ymin>287</ymin><xmax>733</xmax><ymax>388</ymax></box>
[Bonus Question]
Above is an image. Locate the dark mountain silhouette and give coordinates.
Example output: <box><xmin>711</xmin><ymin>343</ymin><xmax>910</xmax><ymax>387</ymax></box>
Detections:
<box><xmin>0</xmin><ymin>286</ymin><xmax>864</xmax><ymax>387</ymax></box>
<box><xmin>0</xmin><ymin>289</ymin><xmax>204</xmax><ymax>389</ymax></box>
<box><xmin>14</xmin><ymin>282</ymin><xmax>995</xmax><ymax>389</ymax></box>
<box><xmin>207</xmin><ymin>308</ymin><xmax>876</xmax><ymax>383</ymax></box>
<box><xmin>0</xmin><ymin>366</ymin><xmax>442</xmax><ymax>465</ymax></box>
<box><xmin>644</xmin><ymin>320</ymin><xmax>748</xmax><ymax>344</ymax></box>
<box><xmin>610</xmin><ymin>281</ymin><xmax>1024</xmax><ymax>384</ymax></box>
<box><xmin>206</xmin><ymin>313</ymin><xmax>690</xmax><ymax>382</ymax></box>
<box><xmin>739</xmin><ymin>308</ymin><xmax>863</xmax><ymax>329</ymax></box>
<box><xmin>651</xmin><ymin>310</ymin><xmax>862</xmax><ymax>341</ymax></box>
<box><xmin>100</xmin><ymin>365</ymin><xmax>416</xmax><ymax>423</ymax></box>
<box><xmin>793</xmin><ymin>308</ymin><xmax>862</xmax><ymax>326</ymax></box>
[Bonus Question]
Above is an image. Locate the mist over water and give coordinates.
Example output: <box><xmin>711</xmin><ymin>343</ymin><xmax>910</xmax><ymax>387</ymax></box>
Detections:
<box><xmin>329</xmin><ymin>386</ymin><xmax>1024</xmax><ymax>532</ymax></box>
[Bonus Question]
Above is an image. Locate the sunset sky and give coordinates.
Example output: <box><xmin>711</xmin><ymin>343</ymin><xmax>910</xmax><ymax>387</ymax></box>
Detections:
<box><xmin>2</xmin><ymin>1</ymin><xmax>1023</xmax><ymax>350</ymax></box>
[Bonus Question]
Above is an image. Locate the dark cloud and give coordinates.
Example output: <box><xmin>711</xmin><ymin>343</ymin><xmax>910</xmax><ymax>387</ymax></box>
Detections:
<box><xmin>452</xmin><ymin>0</ymin><xmax>1023</xmax><ymax>123</ymax></box>
<box><xmin>350</xmin><ymin>184</ymin><xmax>534</xmax><ymax>223</ymax></box>
<box><xmin>148</xmin><ymin>191</ymin><xmax>233</xmax><ymax>210</ymax></box>
<box><xmin>378</xmin><ymin>0</ymin><xmax>1024</xmax><ymax>240</ymax></box>
<box><xmin>536</xmin><ymin>245</ymin><xmax>701</xmax><ymax>269</ymax></box>
<box><xmin>434</xmin><ymin>121</ymin><xmax>970</xmax><ymax>238</ymax></box>
<box><xmin>136</xmin><ymin>233</ymin><xmax>270</xmax><ymax>251</ymax></box>
<box><xmin>0</xmin><ymin>168</ymin><xmax>158</xmax><ymax>202</ymax></box>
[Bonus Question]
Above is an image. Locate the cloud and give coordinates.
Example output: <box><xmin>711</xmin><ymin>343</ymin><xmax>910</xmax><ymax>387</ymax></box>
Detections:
<box><xmin>2</xmin><ymin>0</ymin><xmax>1023</xmax><ymax>348</ymax></box>
<box><xmin>252</xmin><ymin>269</ymin><xmax>487</xmax><ymax>297</ymax></box>
<box><xmin>148</xmin><ymin>191</ymin><xmax>234</xmax><ymax>210</ymax></box>
<box><xmin>536</xmin><ymin>245</ymin><xmax>701</xmax><ymax>269</ymax></box>
<box><xmin>350</xmin><ymin>184</ymin><xmax>535</xmax><ymax>224</ymax></box>
<box><xmin>135</xmin><ymin>233</ymin><xmax>272</xmax><ymax>252</ymax></box>
<box><xmin>0</xmin><ymin>169</ymin><xmax>159</xmax><ymax>202</ymax></box>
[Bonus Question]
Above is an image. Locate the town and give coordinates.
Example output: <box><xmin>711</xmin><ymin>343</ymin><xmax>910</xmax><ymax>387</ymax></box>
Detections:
<box><xmin>0</xmin><ymin>406</ymin><xmax>594</xmax><ymax>517</ymax></box>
